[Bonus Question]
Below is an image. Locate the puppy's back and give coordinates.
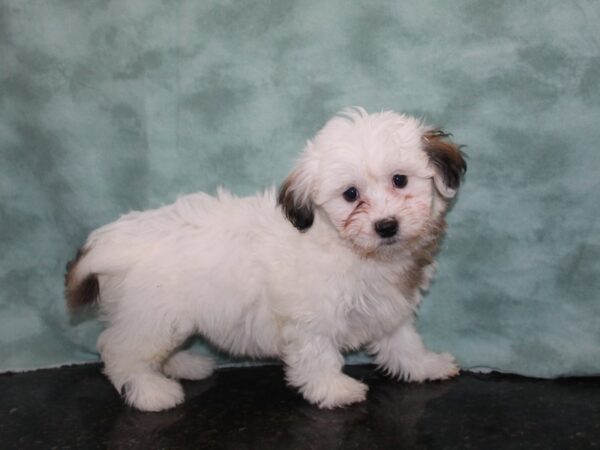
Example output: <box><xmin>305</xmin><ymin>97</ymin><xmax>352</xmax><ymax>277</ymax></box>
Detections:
<box><xmin>64</xmin><ymin>189</ymin><xmax>288</xmax><ymax>312</ymax></box>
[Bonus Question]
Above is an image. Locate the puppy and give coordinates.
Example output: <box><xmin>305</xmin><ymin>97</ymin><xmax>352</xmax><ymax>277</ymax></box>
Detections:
<box><xmin>65</xmin><ymin>107</ymin><xmax>466</xmax><ymax>412</ymax></box>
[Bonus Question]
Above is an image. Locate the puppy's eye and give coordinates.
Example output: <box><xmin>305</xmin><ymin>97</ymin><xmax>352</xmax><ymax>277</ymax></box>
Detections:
<box><xmin>343</xmin><ymin>187</ymin><xmax>359</xmax><ymax>202</ymax></box>
<box><xmin>393</xmin><ymin>174</ymin><xmax>408</xmax><ymax>189</ymax></box>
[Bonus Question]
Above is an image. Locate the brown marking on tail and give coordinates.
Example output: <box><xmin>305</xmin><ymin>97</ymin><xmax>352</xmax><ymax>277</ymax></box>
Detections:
<box><xmin>64</xmin><ymin>248</ymin><xmax>99</xmax><ymax>312</ymax></box>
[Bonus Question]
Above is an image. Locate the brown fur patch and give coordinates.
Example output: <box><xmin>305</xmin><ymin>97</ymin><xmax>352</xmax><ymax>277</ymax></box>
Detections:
<box><xmin>398</xmin><ymin>217</ymin><xmax>448</xmax><ymax>298</ymax></box>
<box><xmin>277</xmin><ymin>176</ymin><xmax>314</xmax><ymax>231</ymax></box>
<box><xmin>423</xmin><ymin>129</ymin><xmax>467</xmax><ymax>192</ymax></box>
<box><xmin>64</xmin><ymin>248</ymin><xmax>99</xmax><ymax>312</ymax></box>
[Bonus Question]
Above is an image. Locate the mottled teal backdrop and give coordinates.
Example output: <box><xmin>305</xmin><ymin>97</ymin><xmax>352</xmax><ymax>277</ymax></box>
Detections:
<box><xmin>1</xmin><ymin>0</ymin><xmax>599</xmax><ymax>376</ymax></box>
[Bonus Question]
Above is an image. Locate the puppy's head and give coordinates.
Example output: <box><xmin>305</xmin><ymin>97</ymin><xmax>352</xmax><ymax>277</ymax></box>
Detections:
<box><xmin>278</xmin><ymin>107</ymin><xmax>466</xmax><ymax>254</ymax></box>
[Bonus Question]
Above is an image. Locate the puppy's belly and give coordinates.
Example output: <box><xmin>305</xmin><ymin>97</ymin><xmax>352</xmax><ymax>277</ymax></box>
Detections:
<box><xmin>113</xmin><ymin>231</ymin><xmax>283</xmax><ymax>359</ymax></box>
<box><xmin>196</xmin><ymin>294</ymin><xmax>282</xmax><ymax>358</ymax></box>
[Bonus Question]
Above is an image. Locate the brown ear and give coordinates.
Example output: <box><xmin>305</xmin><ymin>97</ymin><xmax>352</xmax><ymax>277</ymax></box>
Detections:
<box><xmin>423</xmin><ymin>130</ymin><xmax>467</xmax><ymax>198</ymax></box>
<box><xmin>277</xmin><ymin>175</ymin><xmax>314</xmax><ymax>231</ymax></box>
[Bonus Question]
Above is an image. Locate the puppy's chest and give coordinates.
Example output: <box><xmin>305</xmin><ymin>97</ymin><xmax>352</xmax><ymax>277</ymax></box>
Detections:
<box><xmin>334</xmin><ymin>278</ymin><xmax>414</xmax><ymax>347</ymax></box>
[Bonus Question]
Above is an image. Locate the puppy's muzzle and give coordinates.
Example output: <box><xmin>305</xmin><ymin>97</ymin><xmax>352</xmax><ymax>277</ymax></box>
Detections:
<box><xmin>374</xmin><ymin>218</ymin><xmax>398</xmax><ymax>238</ymax></box>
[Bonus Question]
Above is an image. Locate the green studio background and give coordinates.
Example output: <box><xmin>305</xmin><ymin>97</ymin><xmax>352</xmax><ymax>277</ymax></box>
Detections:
<box><xmin>1</xmin><ymin>0</ymin><xmax>599</xmax><ymax>376</ymax></box>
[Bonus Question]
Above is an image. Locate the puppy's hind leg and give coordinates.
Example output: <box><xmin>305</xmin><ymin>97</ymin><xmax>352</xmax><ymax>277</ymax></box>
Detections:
<box><xmin>163</xmin><ymin>350</ymin><xmax>215</xmax><ymax>381</ymax></box>
<box><xmin>98</xmin><ymin>323</ymin><xmax>191</xmax><ymax>412</ymax></box>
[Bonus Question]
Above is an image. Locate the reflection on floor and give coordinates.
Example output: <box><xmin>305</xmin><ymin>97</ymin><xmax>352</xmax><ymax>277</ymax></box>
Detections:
<box><xmin>1</xmin><ymin>364</ymin><xmax>599</xmax><ymax>449</ymax></box>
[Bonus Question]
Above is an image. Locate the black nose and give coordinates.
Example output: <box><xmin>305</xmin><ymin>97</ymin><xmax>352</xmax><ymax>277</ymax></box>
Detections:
<box><xmin>374</xmin><ymin>218</ymin><xmax>398</xmax><ymax>238</ymax></box>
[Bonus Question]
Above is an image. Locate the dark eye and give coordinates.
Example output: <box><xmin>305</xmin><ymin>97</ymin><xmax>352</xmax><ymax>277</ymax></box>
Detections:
<box><xmin>343</xmin><ymin>187</ymin><xmax>359</xmax><ymax>202</ymax></box>
<box><xmin>393</xmin><ymin>174</ymin><xmax>408</xmax><ymax>189</ymax></box>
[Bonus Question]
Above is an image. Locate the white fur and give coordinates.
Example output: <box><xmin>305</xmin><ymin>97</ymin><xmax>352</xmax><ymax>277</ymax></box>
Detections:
<box><xmin>69</xmin><ymin>108</ymin><xmax>461</xmax><ymax>411</ymax></box>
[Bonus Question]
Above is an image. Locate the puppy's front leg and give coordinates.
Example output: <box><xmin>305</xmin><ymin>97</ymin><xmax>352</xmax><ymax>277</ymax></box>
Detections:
<box><xmin>283</xmin><ymin>333</ymin><xmax>368</xmax><ymax>409</ymax></box>
<box><xmin>371</xmin><ymin>320</ymin><xmax>459</xmax><ymax>382</ymax></box>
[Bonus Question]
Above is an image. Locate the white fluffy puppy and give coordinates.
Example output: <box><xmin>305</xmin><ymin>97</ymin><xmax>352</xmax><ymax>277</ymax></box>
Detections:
<box><xmin>66</xmin><ymin>107</ymin><xmax>467</xmax><ymax>412</ymax></box>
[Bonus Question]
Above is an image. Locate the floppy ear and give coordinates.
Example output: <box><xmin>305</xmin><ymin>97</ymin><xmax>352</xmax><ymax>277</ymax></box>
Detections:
<box><xmin>423</xmin><ymin>130</ymin><xmax>467</xmax><ymax>198</ymax></box>
<box><xmin>277</xmin><ymin>149</ymin><xmax>317</xmax><ymax>232</ymax></box>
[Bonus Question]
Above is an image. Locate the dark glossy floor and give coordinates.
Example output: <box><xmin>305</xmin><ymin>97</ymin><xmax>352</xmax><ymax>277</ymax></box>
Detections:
<box><xmin>1</xmin><ymin>364</ymin><xmax>599</xmax><ymax>450</ymax></box>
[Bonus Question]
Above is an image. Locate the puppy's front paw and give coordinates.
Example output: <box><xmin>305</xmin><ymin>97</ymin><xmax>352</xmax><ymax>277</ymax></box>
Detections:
<box><xmin>401</xmin><ymin>352</ymin><xmax>459</xmax><ymax>383</ymax></box>
<box><xmin>302</xmin><ymin>374</ymin><xmax>369</xmax><ymax>409</ymax></box>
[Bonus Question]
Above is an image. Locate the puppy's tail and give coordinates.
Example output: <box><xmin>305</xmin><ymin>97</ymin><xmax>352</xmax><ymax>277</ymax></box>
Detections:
<box><xmin>64</xmin><ymin>247</ymin><xmax>99</xmax><ymax>312</ymax></box>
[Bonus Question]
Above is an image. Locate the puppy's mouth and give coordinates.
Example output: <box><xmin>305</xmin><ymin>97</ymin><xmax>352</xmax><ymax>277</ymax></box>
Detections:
<box><xmin>380</xmin><ymin>237</ymin><xmax>398</xmax><ymax>247</ymax></box>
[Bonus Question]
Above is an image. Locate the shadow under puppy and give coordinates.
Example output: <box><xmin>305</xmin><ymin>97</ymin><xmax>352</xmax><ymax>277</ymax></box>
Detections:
<box><xmin>65</xmin><ymin>107</ymin><xmax>467</xmax><ymax>412</ymax></box>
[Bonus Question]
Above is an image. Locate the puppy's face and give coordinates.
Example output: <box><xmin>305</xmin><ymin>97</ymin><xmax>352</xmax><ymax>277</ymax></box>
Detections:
<box><xmin>279</xmin><ymin>108</ymin><xmax>466</xmax><ymax>255</ymax></box>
